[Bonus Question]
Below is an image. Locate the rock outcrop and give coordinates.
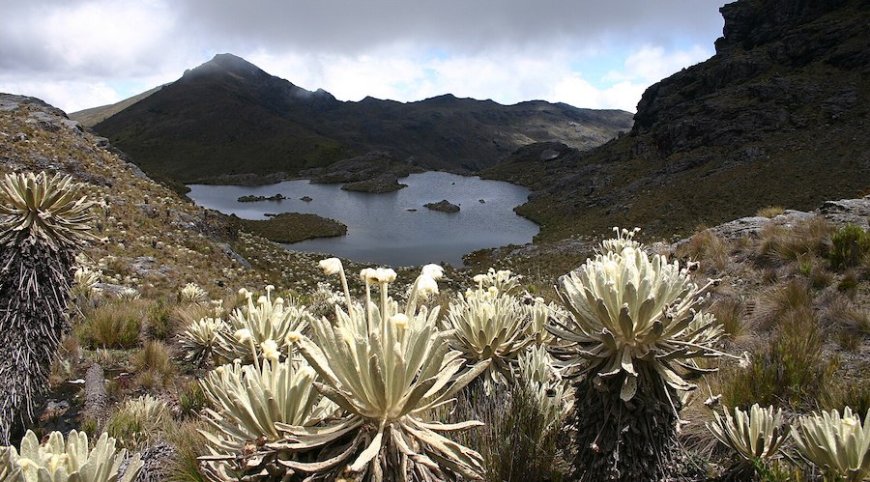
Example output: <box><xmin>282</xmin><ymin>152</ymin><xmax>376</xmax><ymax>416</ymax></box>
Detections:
<box><xmin>486</xmin><ymin>0</ymin><xmax>869</xmax><ymax>241</ymax></box>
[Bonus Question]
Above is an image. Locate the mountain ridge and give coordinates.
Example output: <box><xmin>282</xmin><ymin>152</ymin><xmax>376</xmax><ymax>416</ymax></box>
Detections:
<box><xmin>86</xmin><ymin>53</ymin><xmax>633</xmax><ymax>185</ymax></box>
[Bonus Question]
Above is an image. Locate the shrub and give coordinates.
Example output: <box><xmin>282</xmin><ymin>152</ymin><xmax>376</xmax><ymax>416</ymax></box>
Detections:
<box><xmin>829</xmin><ymin>224</ymin><xmax>870</xmax><ymax>271</ymax></box>
<box><xmin>752</xmin><ymin>278</ymin><xmax>813</xmax><ymax>332</ymax></box>
<box><xmin>130</xmin><ymin>340</ymin><xmax>174</xmax><ymax>388</ymax></box>
<box><xmin>709</xmin><ymin>295</ymin><xmax>747</xmax><ymax>339</ymax></box>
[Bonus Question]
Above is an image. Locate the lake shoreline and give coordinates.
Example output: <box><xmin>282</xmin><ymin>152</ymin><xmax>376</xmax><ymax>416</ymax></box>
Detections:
<box><xmin>187</xmin><ymin>171</ymin><xmax>539</xmax><ymax>266</ymax></box>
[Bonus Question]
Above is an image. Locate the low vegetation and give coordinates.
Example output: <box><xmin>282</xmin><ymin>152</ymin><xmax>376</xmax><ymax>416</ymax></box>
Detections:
<box><xmin>226</xmin><ymin>212</ymin><xmax>347</xmax><ymax>244</ymax></box>
<box><xmin>0</xmin><ymin>142</ymin><xmax>867</xmax><ymax>481</ymax></box>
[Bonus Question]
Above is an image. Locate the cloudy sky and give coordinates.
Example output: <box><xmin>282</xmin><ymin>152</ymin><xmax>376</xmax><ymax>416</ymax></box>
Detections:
<box><xmin>0</xmin><ymin>0</ymin><xmax>726</xmax><ymax>113</ymax></box>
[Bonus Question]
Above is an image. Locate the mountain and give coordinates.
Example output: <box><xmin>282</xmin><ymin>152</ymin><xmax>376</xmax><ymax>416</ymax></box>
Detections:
<box><xmin>85</xmin><ymin>53</ymin><xmax>633</xmax><ymax>185</ymax></box>
<box><xmin>486</xmin><ymin>0</ymin><xmax>869</xmax><ymax>241</ymax></box>
<box><xmin>71</xmin><ymin>85</ymin><xmax>165</xmax><ymax>128</ymax></box>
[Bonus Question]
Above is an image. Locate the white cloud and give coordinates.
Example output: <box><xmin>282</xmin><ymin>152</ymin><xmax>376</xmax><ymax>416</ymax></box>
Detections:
<box><xmin>0</xmin><ymin>79</ymin><xmax>120</xmax><ymax>112</ymax></box>
<box><xmin>0</xmin><ymin>1</ymin><xmax>721</xmax><ymax>113</ymax></box>
<box><xmin>247</xmin><ymin>44</ymin><xmax>713</xmax><ymax>113</ymax></box>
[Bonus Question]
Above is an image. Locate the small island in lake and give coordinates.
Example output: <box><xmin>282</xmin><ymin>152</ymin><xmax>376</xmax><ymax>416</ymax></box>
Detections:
<box><xmin>424</xmin><ymin>200</ymin><xmax>460</xmax><ymax>213</ymax></box>
<box><xmin>238</xmin><ymin>193</ymin><xmax>286</xmax><ymax>202</ymax></box>
<box><xmin>227</xmin><ymin>212</ymin><xmax>347</xmax><ymax>243</ymax></box>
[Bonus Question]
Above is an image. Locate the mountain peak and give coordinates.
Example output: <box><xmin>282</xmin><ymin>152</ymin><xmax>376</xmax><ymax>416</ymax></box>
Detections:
<box><xmin>184</xmin><ymin>53</ymin><xmax>270</xmax><ymax>81</ymax></box>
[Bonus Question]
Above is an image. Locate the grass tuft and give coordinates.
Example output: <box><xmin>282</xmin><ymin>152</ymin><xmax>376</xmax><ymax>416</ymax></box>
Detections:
<box><xmin>76</xmin><ymin>300</ymin><xmax>145</xmax><ymax>349</ymax></box>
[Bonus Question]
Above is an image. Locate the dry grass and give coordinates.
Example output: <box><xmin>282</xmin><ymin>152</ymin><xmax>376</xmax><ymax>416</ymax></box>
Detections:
<box><xmin>755</xmin><ymin>206</ymin><xmax>785</xmax><ymax>218</ymax></box>
<box><xmin>676</xmin><ymin>230</ymin><xmax>730</xmax><ymax>273</ymax></box>
<box><xmin>76</xmin><ymin>299</ymin><xmax>146</xmax><ymax>349</ymax></box>
<box><xmin>721</xmin><ymin>306</ymin><xmax>838</xmax><ymax>411</ymax></box>
<box><xmin>708</xmin><ymin>295</ymin><xmax>748</xmax><ymax>339</ymax></box>
<box><xmin>757</xmin><ymin>216</ymin><xmax>833</xmax><ymax>265</ymax></box>
<box><xmin>751</xmin><ymin>278</ymin><xmax>813</xmax><ymax>332</ymax></box>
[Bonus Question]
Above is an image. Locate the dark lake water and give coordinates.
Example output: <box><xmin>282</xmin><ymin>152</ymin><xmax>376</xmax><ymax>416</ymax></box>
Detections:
<box><xmin>187</xmin><ymin>172</ymin><xmax>538</xmax><ymax>267</ymax></box>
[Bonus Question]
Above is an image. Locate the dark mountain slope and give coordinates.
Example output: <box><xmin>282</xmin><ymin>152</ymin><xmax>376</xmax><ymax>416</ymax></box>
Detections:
<box><xmin>92</xmin><ymin>54</ymin><xmax>632</xmax><ymax>184</ymax></box>
<box><xmin>93</xmin><ymin>54</ymin><xmax>347</xmax><ymax>185</ymax></box>
<box><xmin>486</xmin><ymin>0</ymin><xmax>869</xmax><ymax>241</ymax></box>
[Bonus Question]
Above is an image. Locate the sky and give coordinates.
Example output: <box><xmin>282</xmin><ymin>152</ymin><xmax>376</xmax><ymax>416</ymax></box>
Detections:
<box><xmin>0</xmin><ymin>0</ymin><xmax>726</xmax><ymax>114</ymax></box>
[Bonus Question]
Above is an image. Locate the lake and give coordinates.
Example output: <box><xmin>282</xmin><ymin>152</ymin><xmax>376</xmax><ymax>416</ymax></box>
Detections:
<box><xmin>187</xmin><ymin>171</ymin><xmax>538</xmax><ymax>267</ymax></box>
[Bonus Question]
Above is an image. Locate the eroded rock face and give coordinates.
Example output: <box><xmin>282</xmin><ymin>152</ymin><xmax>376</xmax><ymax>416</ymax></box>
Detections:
<box><xmin>633</xmin><ymin>0</ymin><xmax>867</xmax><ymax>158</ymax></box>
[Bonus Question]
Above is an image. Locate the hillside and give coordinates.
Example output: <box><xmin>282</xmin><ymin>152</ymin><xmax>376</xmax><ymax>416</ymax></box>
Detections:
<box><xmin>86</xmin><ymin>53</ymin><xmax>633</xmax><ymax>184</ymax></box>
<box><xmin>486</xmin><ymin>0</ymin><xmax>869</xmax><ymax>242</ymax></box>
<box><xmin>2</xmin><ymin>92</ymin><xmax>870</xmax><ymax>482</ymax></box>
<box><xmin>70</xmin><ymin>85</ymin><xmax>165</xmax><ymax>128</ymax></box>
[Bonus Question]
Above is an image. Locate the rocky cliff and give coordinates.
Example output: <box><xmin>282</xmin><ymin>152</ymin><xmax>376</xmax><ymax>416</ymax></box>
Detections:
<box><xmin>487</xmin><ymin>0</ymin><xmax>869</xmax><ymax>241</ymax></box>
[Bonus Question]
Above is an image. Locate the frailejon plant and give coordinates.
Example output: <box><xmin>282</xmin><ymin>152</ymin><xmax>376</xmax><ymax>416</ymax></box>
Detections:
<box><xmin>180</xmin><ymin>282</ymin><xmax>208</xmax><ymax>303</ymax></box>
<box><xmin>549</xmin><ymin>237</ymin><xmax>725</xmax><ymax>481</ymax></box>
<box><xmin>272</xmin><ymin>260</ymin><xmax>490</xmax><ymax>481</ymax></box>
<box><xmin>179</xmin><ymin>317</ymin><xmax>228</xmax><ymax>366</ymax></box>
<box><xmin>106</xmin><ymin>395</ymin><xmax>171</xmax><ymax>450</ymax></box>
<box><xmin>0</xmin><ymin>429</ymin><xmax>142</xmax><ymax>482</ymax></box>
<box><xmin>213</xmin><ymin>287</ymin><xmax>313</xmax><ymax>364</ymax></box>
<box><xmin>0</xmin><ymin>172</ymin><xmax>95</xmax><ymax>443</ymax></box>
<box><xmin>444</xmin><ymin>278</ymin><xmax>546</xmax><ymax>389</ymax></box>
<box><xmin>198</xmin><ymin>359</ymin><xmax>333</xmax><ymax>480</ymax></box>
<box><xmin>516</xmin><ymin>345</ymin><xmax>571</xmax><ymax>431</ymax></box>
<box><xmin>791</xmin><ymin>407</ymin><xmax>870</xmax><ymax>482</ymax></box>
<box><xmin>707</xmin><ymin>404</ymin><xmax>790</xmax><ymax>478</ymax></box>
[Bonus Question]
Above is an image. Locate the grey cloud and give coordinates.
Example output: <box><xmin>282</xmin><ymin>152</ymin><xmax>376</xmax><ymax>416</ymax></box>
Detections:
<box><xmin>1</xmin><ymin>0</ymin><xmax>725</xmax><ymax>77</ymax></box>
<box><xmin>178</xmin><ymin>0</ymin><xmax>725</xmax><ymax>53</ymax></box>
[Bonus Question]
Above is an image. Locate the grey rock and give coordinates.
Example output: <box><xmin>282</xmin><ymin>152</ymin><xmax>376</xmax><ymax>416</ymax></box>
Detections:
<box><xmin>819</xmin><ymin>196</ymin><xmax>870</xmax><ymax>229</ymax></box>
<box><xmin>217</xmin><ymin>242</ymin><xmax>252</xmax><ymax>269</ymax></box>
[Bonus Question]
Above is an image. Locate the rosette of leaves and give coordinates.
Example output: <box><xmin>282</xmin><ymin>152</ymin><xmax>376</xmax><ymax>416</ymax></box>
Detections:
<box><xmin>597</xmin><ymin>226</ymin><xmax>642</xmax><ymax>255</ymax></box>
<box><xmin>71</xmin><ymin>265</ymin><xmax>102</xmax><ymax>302</ymax></box>
<box><xmin>214</xmin><ymin>288</ymin><xmax>313</xmax><ymax>364</ymax></box>
<box><xmin>198</xmin><ymin>359</ymin><xmax>333</xmax><ymax>480</ymax></box>
<box><xmin>179</xmin><ymin>317</ymin><xmax>228</xmax><ymax>366</ymax></box>
<box><xmin>106</xmin><ymin>395</ymin><xmax>171</xmax><ymax>450</ymax></box>
<box><xmin>180</xmin><ymin>282</ymin><xmax>208</xmax><ymax>303</ymax></box>
<box><xmin>0</xmin><ymin>429</ymin><xmax>142</xmax><ymax>482</ymax></box>
<box><xmin>549</xmin><ymin>242</ymin><xmax>724</xmax><ymax>481</ymax></box>
<box><xmin>791</xmin><ymin>407</ymin><xmax>870</xmax><ymax>482</ymax></box>
<box><xmin>0</xmin><ymin>172</ymin><xmax>94</xmax><ymax>442</ymax></box>
<box><xmin>707</xmin><ymin>404</ymin><xmax>790</xmax><ymax>478</ymax></box>
<box><xmin>275</xmin><ymin>263</ymin><xmax>490</xmax><ymax>481</ymax></box>
<box><xmin>445</xmin><ymin>285</ymin><xmax>537</xmax><ymax>389</ymax></box>
<box><xmin>517</xmin><ymin>345</ymin><xmax>571</xmax><ymax>430</ymax></box>
<box><xmin>471</xmin><ymin>268</ymin><xmax>523</xmax><ymax>295</ymax></box>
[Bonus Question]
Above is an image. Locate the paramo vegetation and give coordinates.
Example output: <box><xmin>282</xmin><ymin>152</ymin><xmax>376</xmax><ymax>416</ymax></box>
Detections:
<box><xmin>1</xmin><ymin>171</ymin><xmax>869</xmax><ymax>482</ymax></box>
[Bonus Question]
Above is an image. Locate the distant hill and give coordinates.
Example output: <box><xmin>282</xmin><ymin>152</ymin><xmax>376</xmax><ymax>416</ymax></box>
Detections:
<box><xmin>87</xmin><ymin>54</ymin><xmax>633</xmax><ymax>184</ymax></box>
<box><xmin>71</xmin><ymin>85</ymin><xmax>165</xmax><ymax>128</ymax></box>
<box><xmin>486</xmin><ymin>0</ymin><xmax>869</xmax><ymax>241</ymax></box>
